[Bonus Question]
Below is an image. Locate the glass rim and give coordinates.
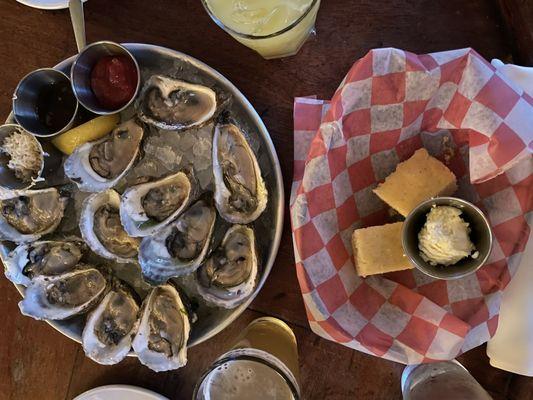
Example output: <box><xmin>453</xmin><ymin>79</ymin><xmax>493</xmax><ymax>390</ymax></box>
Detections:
<box><xmin>200</xmin><ymin>0</ymin><xmax>320</xmax><ymax>40</ymax></box>
<box><xmin>192</xmin><ymin>351</ymin><xmax>300</xmax><ymax>399</ymax></box>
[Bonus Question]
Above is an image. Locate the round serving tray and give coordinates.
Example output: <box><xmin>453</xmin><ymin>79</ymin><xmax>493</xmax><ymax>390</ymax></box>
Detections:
<box><xmin>1</xmin><ymin>43</ymin><xmax>284</xmax><ymax>349</ymax></box>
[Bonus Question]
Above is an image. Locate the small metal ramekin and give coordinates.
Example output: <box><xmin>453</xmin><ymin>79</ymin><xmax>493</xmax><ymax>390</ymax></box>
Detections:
<box><xmin>70</xmin><ymin>41</ymin><xmax>140</xmax><ymax>115</ymax></box>
<box><xmin>402</xmin><ymin>197</ymin><xmax>493</xmax><ymax>280</ymax></box>
<box><xmin>12</xmin><ymin>68</ymin><xmax>79</xmax><ymax>137</ymax></box>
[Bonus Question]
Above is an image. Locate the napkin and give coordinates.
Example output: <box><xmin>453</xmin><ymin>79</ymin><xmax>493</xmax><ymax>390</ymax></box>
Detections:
<box><xmin>291</xmin><ymin>48</ymin><xmax>532</xmax><ymax>364</ymax></box>
<box><xmin>486</xmin><ymin>59</ymin><xmax>533</xmax><ymax>376</ymax></box>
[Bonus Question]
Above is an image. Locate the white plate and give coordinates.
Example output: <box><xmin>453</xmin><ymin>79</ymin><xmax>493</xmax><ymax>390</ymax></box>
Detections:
<box><xmin>16</xmin><ymin>0</ymin><xmax>87</xmax><ymax>10</ymax></box>
<box><xmin>74</xmin><ymin>385</ymin><xmax>168</xmax><ymax>400</ymax></box>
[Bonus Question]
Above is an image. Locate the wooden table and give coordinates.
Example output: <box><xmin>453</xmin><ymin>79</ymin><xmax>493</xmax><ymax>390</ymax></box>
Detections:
<box><xmin>0</xmin><ymin>1</ymin><xmax>532</xmax><ymax>399</ymax></box>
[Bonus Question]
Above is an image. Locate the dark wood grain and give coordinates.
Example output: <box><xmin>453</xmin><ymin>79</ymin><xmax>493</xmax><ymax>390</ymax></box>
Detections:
<box><xmin>498</xmin><ymin>0</ymin><xmax>533</xmax><ymax>65</ymax></box>
<box><xmin>508</xmin><ymin>374</ymin><xmax>533</xmax><ymax>400</ymax></box>
<box><xmin>0</xmin><ymin>0</ymin><xmax>532</xmax><ymax>399</ymax></box>
<box><xmin>0</xmin><ymin>276</ymin><xmax>79</xmax><ymax>399</ymax></box>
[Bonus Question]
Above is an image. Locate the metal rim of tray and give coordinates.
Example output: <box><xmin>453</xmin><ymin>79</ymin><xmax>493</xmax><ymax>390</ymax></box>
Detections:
<box><xmin>3</xmin><ymin>43</ymin><xmax>284</xmax><ymax>350</ymax></box>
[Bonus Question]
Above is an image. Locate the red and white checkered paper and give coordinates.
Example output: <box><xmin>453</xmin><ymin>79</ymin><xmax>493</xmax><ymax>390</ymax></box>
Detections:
<box><xmin>291</xmin><ymin>48</ymin><xmax>533</xmax><ymax>364</ymax></box>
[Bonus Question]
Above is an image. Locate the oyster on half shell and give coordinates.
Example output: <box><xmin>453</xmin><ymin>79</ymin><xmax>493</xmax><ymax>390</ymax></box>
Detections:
<box><xmin>196</xmin><ymin>224</ymin><xmax>258</xmax><ymax>309</ymax></box>
<box><xmin>4</xmin><ymin>238</ymin><xmax>87</xmax><ymax>286</ymax></box>
<box><xmin>0</xmin><ymin>188</ymin><xmax>67</xmax><ymax>243</ymax></box>
<box><xmin>213</xmin><ymin>123</ymin><xmax>267</xmax><ymax>224</ymax></box>
<box><xmin>137</xmin><ymin>75</ymin><xmax>217</xmax><ymax>131</ymax></box>
<box><xmin>138</xmin><ymin>196</ymin><xmax>216</xmax><ymax>284</ymax></box>
<box><xmin>132</xmin><ymin>284</ymin><xmax>190</xmax><ymax>372</ymax></box>
<box><xmin>80</xmin><ymin>189</ymin><xmax>140</xmax><ymax>263</ymax></box>
<box><xmin>120</xmin><ymin>171</ymin><xmax>192</xmax><ymax>237</ymax></box>
<box><xmin>82</xmin><ymin>279</ymin><xmax>140</xmax><ymax>365</ymax></box>
<box><xmin>64</xmin><ymin>119</ymin><xmax>144</xmax><ymax>192</ymax></box>
<box><xmin>19</xmin><ymin>265</ymin><xmax>107</xmax><ymax>321</ymax></box>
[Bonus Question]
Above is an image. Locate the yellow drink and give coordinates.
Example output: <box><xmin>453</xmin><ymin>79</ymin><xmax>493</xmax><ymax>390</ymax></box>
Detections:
<box><xmin>203</xmin><ymin>0</ymin><xmax>321</xmax><ymax>59</ymax></box>
<box><xmin>232</xmin><ymin>317</ymin><xmax>300</xmax><ymax>383</ymax></box>
<box><xmin>194</xmin><ymin>317</ymin><xmax>300</xmax><ymax>399</ymax></box>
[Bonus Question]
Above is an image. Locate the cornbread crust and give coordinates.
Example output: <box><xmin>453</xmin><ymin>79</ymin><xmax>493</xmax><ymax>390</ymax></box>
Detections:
<box><xmin>373</xmin><ymin>148</ymin><xmax>457</xmax><ymax>217</ymax></box>
<box><xmin>352</xmin><ymin>222</ymin><xmax>412</xmax><ymax>277</ymax></box>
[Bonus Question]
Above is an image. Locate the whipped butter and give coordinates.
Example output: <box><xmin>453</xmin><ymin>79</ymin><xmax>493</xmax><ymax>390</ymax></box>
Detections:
<box><xmin>418</xmin><ymin>205</ymin><xmax>477</xmax><ymax>266</ymax></box>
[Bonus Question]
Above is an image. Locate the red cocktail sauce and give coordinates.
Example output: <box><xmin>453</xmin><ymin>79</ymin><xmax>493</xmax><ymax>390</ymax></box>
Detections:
<box><xmin>90</xmin><ymin>56</ymin><xmax>138</xmax><ymax>110</ymax></box>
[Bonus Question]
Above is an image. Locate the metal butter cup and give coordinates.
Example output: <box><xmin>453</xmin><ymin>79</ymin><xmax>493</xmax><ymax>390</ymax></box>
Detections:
<box><xmin>402</xmin><ymin>197</ymin><xmax>493</xmax><ymax>280</ymax></box>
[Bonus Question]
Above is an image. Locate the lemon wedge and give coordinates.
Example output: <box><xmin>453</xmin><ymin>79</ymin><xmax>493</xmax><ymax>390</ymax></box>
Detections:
<box><xmin>52</xmin><ymin>114</ymin><xmax>120</xmax><ymax>155</ymax></box>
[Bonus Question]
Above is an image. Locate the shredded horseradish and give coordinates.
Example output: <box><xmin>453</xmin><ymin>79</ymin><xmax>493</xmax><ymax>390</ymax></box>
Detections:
<box><xmin>0</xmin><ymin>128</ymin><xmax>42</xmax><ymax>183</ymax></box>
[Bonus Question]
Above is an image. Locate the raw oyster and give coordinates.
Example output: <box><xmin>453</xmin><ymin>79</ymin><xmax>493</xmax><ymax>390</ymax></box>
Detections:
<box><xmin>213</xmin><ymin>123</ymin><xmax>267</xmax><ymax>224</ymax></box>
<box><xmin>120</xmin><ymin>171</ymin><xmax>192</xmax><ymax>237</ymax></box>
<box><xmin>80</xmin><ymin>189</ymin><xmax>140</xmax><ymax>263</ymax></box>
<box><xmin>137</xmin><ymin>75</ymin><xmax>217</xmax><ymax>130</ymax></box>
<box><xmin>19</xmin><ymin>265</ymin><xmax>107</xmax><ymax>320</ymax></box>
<box><xmin>138</xmin><ymin>197</ymin><xmax>216</xmax><ymax>284</ymax></box>
<box><xmin>64</xmin><ymin>119</ymin><xmax>144</xmax><ymax>192</ymax></box>
<box><xmin>82</xmin><ymin>279</ymin><xmax>140</xmax><ymax>365</ymax></box>
<box><xmin>196</xmin><ymin>224</ymin><xmax>258</xmax><ymax>309</ymax></box>
<box><xmin>4</xmin><ymin>238</ymin><xmax>86</xmax><ymax>286</ymax></box>
<box><xmin>132</xmin><ymin>284</ymin><xmax>190</xmax><ymax>372</ymax></box>
<box><xmin>0</xmin><ymin>188</ymin><xmax>67</xmax><ymax>243</ymax></box>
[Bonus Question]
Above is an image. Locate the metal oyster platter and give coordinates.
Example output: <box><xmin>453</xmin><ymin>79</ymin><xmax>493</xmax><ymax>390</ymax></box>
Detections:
<box><xmin>1</xmin><ymin>43</ymin><xmax>284</xmax><ymax>365</ymax></box>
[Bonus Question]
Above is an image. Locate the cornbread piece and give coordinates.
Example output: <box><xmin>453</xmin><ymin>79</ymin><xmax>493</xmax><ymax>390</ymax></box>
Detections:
<box><xmin>373</xmin><ymin>148</ymin><xmax>457</xmax><ymax>217</ymax></box>
<box><xmin>352</xmin><ymin>222</ymin><xmax>412</xmax><ymax>277</ymax></box>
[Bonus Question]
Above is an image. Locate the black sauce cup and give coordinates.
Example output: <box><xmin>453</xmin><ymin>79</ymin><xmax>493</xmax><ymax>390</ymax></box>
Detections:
<box><xmin>13</xmin><ymin>68</ymin><xmax>79</xmax><ymax>137</ymax></box>
<box><xmin>402</xmin><ymin>197</ymin><xmax>493</xmax><ymax>280</ymax></box>
<box><xmin>71</xmin><ymin>41</ymin><xmax>140</xmax><ymax>115</ymax></box>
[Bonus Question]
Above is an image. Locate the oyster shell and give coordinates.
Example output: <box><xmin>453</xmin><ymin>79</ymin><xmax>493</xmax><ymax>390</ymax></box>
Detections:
<box><xmin>19</xmin><ymin>265</ymin><xmax>107</xmax><ymax>320</ymax></box>
<box><xmin>138</xmin><ymin>197</ymin><xmax>216</xmax><ymax>284</ymax></box>
<box><xmin>137</xmin><ymin>75</ymin><xmax>217</xmax><ymax>130</ymax></box>
<box><xmin>0</xmin><ymin>188</ymin><xmax>67</xmax><ymax>243</ymax></box>
<box><xmin>82</xmin><ymin>279</ymin><xmax>140</xmax><ymax>365</ymax></box>
<box><xmin>4</xmin><ymin>238</ymin><xmax>86</xmax><ymax>286</ymax></box>
<box><xmin>80</xmin><ymin>189</ymin><xmax>140</xmax><ymax>263</ymax></box>
<box><xmin>132</xmin><ymin>284</ymin><xmax>190</xmax><ymax>372</ymax></box>
<box><xmin>120</xmin><ymin>171</ymin><xmax>192</xmax><ymax>237</ymax></box>
<box><xmin>196</xmin><ymin>224</ymin><xmax>258</xmax><ymax>309</ymax></box>
<box><xmin>64</xmin><ymin>119</ymin><xmax>144</xmax><ymax>192</ymax></box>
<box><xmin>213</xmin><ymin>123</ymin><xmax>267</xmax><ymax>224</ymax></box>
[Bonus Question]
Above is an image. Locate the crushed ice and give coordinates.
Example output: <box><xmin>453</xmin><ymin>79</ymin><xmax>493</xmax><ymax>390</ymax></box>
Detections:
<box><xmin>124</xmin><ymin>123</ymin><xmax>215</xmax><ymax>191</ymax></box>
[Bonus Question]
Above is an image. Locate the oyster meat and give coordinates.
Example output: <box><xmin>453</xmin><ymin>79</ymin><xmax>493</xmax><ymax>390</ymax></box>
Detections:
<box><xmin>0</xmin><ymin>188</ymin><xmax>67</xmax><ymax>243</ymax></box>
<box><xmin>64</xmin><ymin>119</ymin><xmax>144</xmax><ymax>192</ymax></box>
<box><xmin>132</xmin><ymin>284</ymin><xmax>190</xmax><ymax>372</ymax></box>
<box><xmin>213</xmin><ymin>123</ymin><xmax>267</xmax><ymax>224</ymax></box>
<box><xmin>196</xmin><ymin>224</ymin><xmax>258</xmax><ymax>309</ymax></box>
<box><xmin>137</xmin><ymin>75</ymin><xmax>217</xmax><ymax>130</ymax></box>
<box><xmin>82</xmin><ymin>279</ymin><xmax>140</xmax><ymax>365</ymax></box>
<box><xmin>4</xmin><ymin>239</ymin><xmax>86</xmax><ymax>286</ymax></box>
<box><xmin>80</xmin><ymin>189</ymin><xmax>140</xmax><ymax>263</ymax></box>
<box><xmin>138</xmin><ymin>197</ymin><xmax>216</xmax><ymax>284</ymax></box>
<box><xmin>120</xmin><ymin>172</ymin><xmax>192</xmax><ymax>237</ymax></box>
<box><xmin>19</xmin><ymin>265</ymin><xmax>107</xmax><ymax>320</ymax></box>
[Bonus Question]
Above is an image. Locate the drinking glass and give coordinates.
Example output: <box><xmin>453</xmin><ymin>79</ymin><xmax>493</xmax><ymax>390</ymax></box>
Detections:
<box><xmin>194</xmin><ymin>317</ymin><xmax>300</xmax><ymax>399</ymax></box>
<box><xmin>402</xmin><ymin>360</ymin><xmax>493</xmax><ymax>400</ymax></box>
<box><xmin>201</xmin><ymin>0</ymin><xmax>321</xmax><ymax>59</ymax></box>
